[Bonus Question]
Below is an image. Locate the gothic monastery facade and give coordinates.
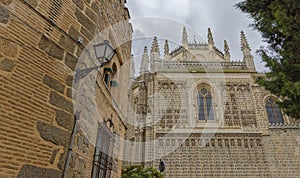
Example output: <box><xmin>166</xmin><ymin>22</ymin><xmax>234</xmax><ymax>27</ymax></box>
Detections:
<box><xmin>124</xmin><ymin>27</ymin><xmax>300</xmax><ymax>178</ymax></box>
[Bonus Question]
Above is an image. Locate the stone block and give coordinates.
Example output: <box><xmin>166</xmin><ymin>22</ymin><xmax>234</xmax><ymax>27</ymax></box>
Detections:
<box><xmin>0</xmin><ymin>6</ymin><xmax>10</xmax><ymax>24</ymax></box>
<box><xmin>75</xmin><ymin>9</ymin><xmax>96</xmax><ymax>34</ymax></box>
<box><xmin>72</xmin><ymin>0</ymin><xmax>84</xmax><ymax>10</ymax></box>
<box><xmin>80</xmin><ymin>26</ymin><xmax>93</xmax><ymax>41</ymax></box>
<box><xmin>66</xmin><ymin>75</ymin><xmax>73</xmax><ymax>87</ymax></box>
<box><xmin>55</xmin><ymin>109</ymin><xmax>74</xmax><ymax>131</ymax></box>
<box><xmin>0</xmin><ymin>58</ymin><xmax>15</xmax><ymax>72</ymax></box>
<box><xmin>43</xmin><ymin>74</ymin><xmax>65</xmax><ymax>94</ymax></box>
<box><xmin>36</xmin><ymin>121</ymin><xmax>70</xmax><ymax>146</ymax></box>
<box><xmin>17</xmin><ymin>165</ymin><xmax>62</xmax><ymax>178</ymax></box>
<box><xmin>66</xmin><ymin>87</ymin><xmax>73</xmax><ymax>98</ymax></box>
<box><xmin>39</xmin><ymin>35</ymin><xmax>64</xmax><ymax>60</ymax></box>
<box><xmin>0</xmin><ymin>37</ymin><xmax>18</xmax><ymax>57</ymax></box>
<box><xmin>85</xmin><ymin>7</ymin><xmax>97</xmax><ymax>23</ymax></box>
<box><xmin>68</xmin><ymin>26</ymin><xmax>81</xmax><ymax>42</ymax></box>
<box><xmin>59</xmin><ymin>35</ymin><xmax>76</xmax><ymax>54</ymax></box>
<box><xmin>49</xmin><ymin>91</ymin><xmax>73</xmax><ymax>113</ymax></box>
<box><xmin>65</xmin><ymin>53</ymin><xmax>78</xmax><ymax>71</ymax></box>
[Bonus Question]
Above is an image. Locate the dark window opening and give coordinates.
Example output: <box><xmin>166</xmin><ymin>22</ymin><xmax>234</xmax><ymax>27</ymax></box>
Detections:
<box><xmin>265</xmin><ymin>98</ymin><xmax>284</xmax><ymax>124</ymax></box>
<box><xmin>198</xmin><ymin>88</ymin><xmax>214</xmax><ymax>121</ymax></box>
<box><xmin>92</xmin><ymin>123</ymin><xmax>115</xmax><ymax>178</ymax></box>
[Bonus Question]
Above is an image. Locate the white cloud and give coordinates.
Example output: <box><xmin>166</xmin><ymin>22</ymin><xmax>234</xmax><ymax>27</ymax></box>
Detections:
<box><xmin>126</xmin><ymin>0</ymin><xmax>267</xmax><ymax>72</ymax></box>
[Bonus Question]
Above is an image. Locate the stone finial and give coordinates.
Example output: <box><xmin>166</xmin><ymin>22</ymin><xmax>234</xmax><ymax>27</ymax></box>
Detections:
<box><xmin>208</xmin><ymin>28</ymin><xmax>214</xmax><ymax>46</ymax></box>
<box><xmin>151</xmin><ymin>36</ymin><xmax>160</xmax><ymax>53</ymax></box>
<box><xmin>193</xmin><ymin>35</ymin><xmax>197</xmax><ymax>44</ymax></box>
<box><xmin>130</xmin><ymin>55</ymin><xmax>135</xmax><ymax>78</ymax></box>
<box><xmin>182</xmin><ymin>27</ymin><xmax>188</xmax><ymax>48</ymax></box>
<box><xmin>140</xmin><ymin>46</ymin><xmax>149</xmax><ymax>74</ymax></box>
<box><xmin>164</xmin><ymin>39</ymin><xmax>169</xmax><ymax>55</ymax></box>
<box><xmin>144</xmin><ymin>46</ymin><xmax>148</xmax><ymax>54</ymax></box>
<box><xmin>240</xmin><ymin>31</ymin><xmax>251</xmax><ymax>56</ymax></box>
<box><xmin>240</xmin><ymin>31</ymin><xmax>255</xmax><ymax>70</ymax></box>
<box><xmin>224</xmin><ymin>40</ymin><xmax>230</xmax><ymax>62</ymax></box>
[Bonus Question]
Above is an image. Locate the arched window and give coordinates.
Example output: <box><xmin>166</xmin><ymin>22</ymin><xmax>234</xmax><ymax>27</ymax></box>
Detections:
<box><xmin>198</xmin><ymin>88</ymin><xmax>214</xmax><ymax>121</ymax></box>
<box><xmin>265</xmin><ymin>98</ymin><xmax>284</xmax><ymax>124</ymax></box>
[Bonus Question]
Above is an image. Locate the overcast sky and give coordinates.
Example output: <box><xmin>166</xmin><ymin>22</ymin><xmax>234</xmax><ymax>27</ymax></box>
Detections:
<box><xmin>126</xmin><ymin>0</ymin><xmax>267</xmax><ymax>72</ymax></box>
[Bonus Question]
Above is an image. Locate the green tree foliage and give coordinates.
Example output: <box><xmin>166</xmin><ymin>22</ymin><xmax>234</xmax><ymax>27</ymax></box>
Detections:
<box><xmin>121</xmin><ymin>165</ymin><xmax>164</xmax><ymax>178</ymax></box>
<box><xmin>236</xmin><ymin>0</ymin><xmax>300</xmax><ymax>118</ymax></box>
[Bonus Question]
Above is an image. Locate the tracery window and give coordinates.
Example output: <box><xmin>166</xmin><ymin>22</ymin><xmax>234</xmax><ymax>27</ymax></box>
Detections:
<box><xmin>197</xmin><ymin>88</ymin><xmax>214</xmax><ymax>121</ymax></box>
<box><xmin>265</xmin><ymin>98</ymin><xmax>284</xmax><ymax>124</ymax></box>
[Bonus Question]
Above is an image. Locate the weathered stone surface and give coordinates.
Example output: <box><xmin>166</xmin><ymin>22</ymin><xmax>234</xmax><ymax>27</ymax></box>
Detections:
<box><xmin>0</xmin><ymin>37</ymin><xmax>18</xmax><ymax>57</ymax></box>
<box><xmin>72</xmin><ymin>0</ymin><xmax>84</xmax><ymax>10</ymax></box>
<box><xmin>55</xmin><ymin>109</ymin><xmax>74</xmax><ymax>131</ymax></box>
<box><xmin>77</xmin><ymin>158</ymin><xmax>85</xmax><ymax>174</ymax></box>
<box><xmin>50</xmin><ymin>149</ymin><xmax>59</xmax><ymax>164</ymax></box>
<box><xmin>39</xmin><ymin>35</ymin><xmax>64</xmax><ymax>60</ymax></box>
<box><xmin>66</xmin><ymin>75</ymin><xmax>73</xmax><ymax>87</ymax></box>
<box><xmin>91</xmin><ymin>2</ymin><xmax>100</xmax><ymax>14</ymax></box>
<box><xmin>0</xmin><ymin>0</ymin><xmax>132</xmax><ymax>177</ymax></box>
<box><xmin>65</xmin><ymin>53</ymin><xmax>78</xmax><ymax>71</ymax></box>
<box><xmin>66</xmin><ymin>87</ymin><xmax>73</xmax><ymax>98</ymax></box>
<box><xmin>0</xmin><ymin>58</ymin><xmax>15</xmax><ymax>72</ymax></box>
<box><xmin>24</xmin><ymin>0</ymin><xmax>37</xmax><ymax>7</ymax></box>
<box><xmin>43</xmin><ymin>74</ymin><xmax>65</xmax><ymax>93</ymax></box>
<box><xmin>80</xmin><ymin>26</ymin><xmax>93</xmax><ymax>41</ymax></box>
<box><xmin>17</xmin><ymin>165</ymin><xmax>62</xmax><ymax>178</ymax></box>
<box><xmin>0</xmin><ymin>6</ymin><xmax>10</xmax><ymax>24</ymax></box>
<box><xmin>49</xmin><ymin>91</ymin><xmax>73</xmax><ymax>113</ymax></box>
<box><xmin>75</xmin><ymin>9</ymin><xmax>96</xmax><ymax>34</ymax></box>
<box><xmin>59</xmin><ymin>35</ymin><xmax>76</xmax><ymax>54</ymax></box>
<box><xmin>68</xmin><ymin>26</ymin><xmax>80</xmax><ymax>42</ymax></box>
<box><xmin>36</xmin><ymin>121</ymin><xmax>70</xmax><ymax>146</ymax></box>
<box><xmin>85</xmin><ymin>7</ymin><xmax>97</xmax><ymax>23</ymax></box>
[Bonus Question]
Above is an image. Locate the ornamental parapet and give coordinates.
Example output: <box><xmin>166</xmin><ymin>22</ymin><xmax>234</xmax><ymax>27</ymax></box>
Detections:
<box><xmin>269</xmin><ymin>122</ymin><xmax>300</xmax><ymax>129</ymax></box>
<box><xmin>157</xmin><ymin>61</ymin><xmax>247</xmax><ymax>71</ymax></box>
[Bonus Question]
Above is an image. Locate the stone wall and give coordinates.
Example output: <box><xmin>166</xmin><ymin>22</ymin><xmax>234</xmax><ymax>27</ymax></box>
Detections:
<box><xmin>0</xmin><ymin>0</ymin><xmax>132</xmax><ymax>177</ymax></box>
<box><xmin>156</xmin><ymin>133</ymin><xmax>269</xmax><ymax>178</ymax></box>
<box><xmin>124</xmin><ymin>70</ymin><xmax>300</xmax><ymax>177</ymax></box>
<box><xmin>263</xmin><ymin>129</ymin><xmax>300</xmax><ymax>178</ymax></box>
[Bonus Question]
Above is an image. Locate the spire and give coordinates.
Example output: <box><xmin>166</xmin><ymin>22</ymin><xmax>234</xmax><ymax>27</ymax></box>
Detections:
<box><xmin>208</xmin><ymin>28</ymin><xmax>214</xmax><ymax>46</ymax></box>
<box><xmin>240</xmin><ymin>31</ymin><xmax>251</xmax><ymax>56</ymax></box>
<box><xmin>224</xmin><ymin>40</ymin><xmax>230</xmax><ymax>62</ymax></box>
<box><xmin>240</xmin><ymin>31</ymin><xmax>255</xmax><ymax>70</ymax></box>
<box><xmin>164</xmin><ymin>39</ymin><xmax>169</xmax><ymax>55</ymax></box>
<box><xmin>130</xmin><ymin>55</ymin><xmax>135</xmax><ymax>78</ymax></box>
<box><xmin>140</xmin><ymin>46</ymin><xmax>149</xmax><ymax>74</ymax></box>
<box><xmin>151</xmin><ymin>36</ymin><xmax>160</xmax><ymax>53</ymax></box>
<box><xmin>182</xmin><ymin>27</ymin><xmax>188</xmax><ymax>48</ymax></box>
